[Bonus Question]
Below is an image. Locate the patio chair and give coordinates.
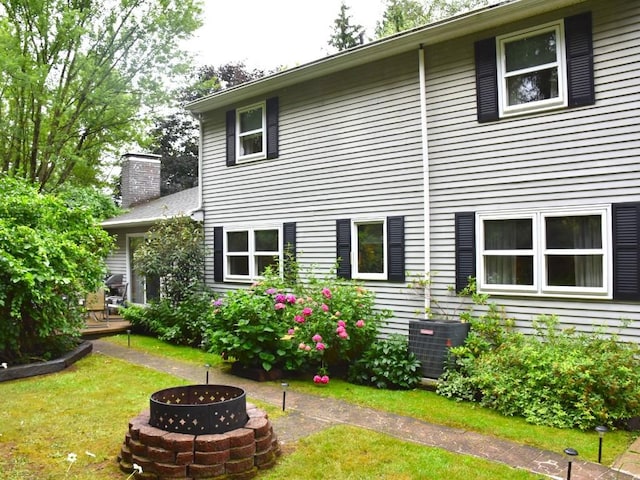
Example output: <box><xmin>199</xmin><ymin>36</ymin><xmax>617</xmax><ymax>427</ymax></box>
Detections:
<box><xmin>85</xmin><ymin>287</ymin><xmax>108</xmax><ymax>322</ymax></box>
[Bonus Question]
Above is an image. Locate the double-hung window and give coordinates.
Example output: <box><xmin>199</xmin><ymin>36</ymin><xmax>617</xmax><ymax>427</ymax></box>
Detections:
<box><xmin>497</xmin><ymin>21</ymin><xmax>567</xmax><ymax>117</ymax></box>
<box><xmin>225</xmin><ymin>226</ymin><xmax>281</xmax><ymax>281</ymax></box>
<box><xmin>237</xmin><ymin>102</ymin><xmax>266</xmax><ymax>161</ymax></box>
<box><xmin>353</xmin><ymin>219</ymin><xmax>387</xmax><ymax>280</ymax></box>
<box><xmin>477</xmin><ymin>208</ymin><xmax>610</xmax><ymax>297</ymax></box>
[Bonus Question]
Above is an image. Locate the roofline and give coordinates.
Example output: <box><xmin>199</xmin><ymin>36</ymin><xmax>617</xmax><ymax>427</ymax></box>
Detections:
<box><xmin>101</xmin><ymin>209</ymin><xmax>203</xmax><ymax>229</ymax></box>
<box><xmin>185</xmin><ymin>0</ymin><xmax>586</xmax><ymax>114</ymax></box>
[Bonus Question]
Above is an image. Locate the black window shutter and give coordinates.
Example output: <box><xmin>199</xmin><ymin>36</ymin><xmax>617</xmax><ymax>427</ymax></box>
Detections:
<box><xmin>225</xmin><ymin>110</ymin><xmax>236</xmax><ymax>166</ymax></box>
<box><xmin>613</xmin><ymin>203</ymin><xmax>640</xmax><ymax>301</ymax></box>
<box><xmin>474</xmin><ymin>37</ymin><xmax>499</xmax><ymax>123</ymax></box>
<box><xmin>213</xmin><ymin>226</ymin><xmax>224</xmax><ymax>282</ymax></box>
<box><xmin>455</xmin><ymin>212</ymin><xmax>476</xmax><ymax>292</ymax></box>
<box><xmin>387</xmin><ymin>216</ymin><xmax>405</xmax><ymax>282</ymax></box>
<box><xmin>565</xmin><ymin>12</ymin><xmax>595</xmax><ymax>108</ymax></box>
<box><xmin>336</xmin><ymin>219</ymin><xmax>352</xmax><ymax>279</ymax></box>
<box><xmin>266</xmin><ymin>97</ymin><xmax>279</xmax><ymax>159</ymax></box>
<box><xmin>283</xmin><ymin>222</ymin><xmax>296</xmax><ymax>281</ymax></box>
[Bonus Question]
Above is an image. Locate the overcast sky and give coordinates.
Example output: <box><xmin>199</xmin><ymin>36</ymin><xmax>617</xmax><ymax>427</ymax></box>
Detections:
<box><xmin>183</xmin><ymin>0</ymin><xmax>387</xmax><ymax>71</ymax></box>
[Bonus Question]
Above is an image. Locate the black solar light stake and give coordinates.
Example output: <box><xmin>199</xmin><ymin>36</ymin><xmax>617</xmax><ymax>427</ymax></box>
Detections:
<box><xmin>564</xmin><ymin>448</ymin><xmax>578</xmax><ymax>480</ymax></box>
<box><xmin>595</xmin><ymin>426</ymin><xmax>608</xmax><ymax>464</ymax></box>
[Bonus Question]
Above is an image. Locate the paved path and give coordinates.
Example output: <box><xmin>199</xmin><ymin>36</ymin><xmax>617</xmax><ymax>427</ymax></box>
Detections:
<box><xmin>92</xmin><ymin>339</ymin><xmax>640</xmax><ymax>480</ymax></box>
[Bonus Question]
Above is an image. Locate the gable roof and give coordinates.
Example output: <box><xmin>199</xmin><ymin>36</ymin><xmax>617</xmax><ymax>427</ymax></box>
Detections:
<box><xmin>102</xmin><ymin>186</ymin><xmax>201</xmax><ymax>229</ymax></box>
<box><xmin>185</xmin><ymin>0</ymin><xmax>587</xmax><ymax>115</ymax></box>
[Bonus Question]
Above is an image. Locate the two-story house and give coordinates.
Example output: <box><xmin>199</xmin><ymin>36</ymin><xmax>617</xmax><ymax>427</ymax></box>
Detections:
<box><xmin>185</xmin><ymin>0</ymin><xmax>640</xmax><ymax>342</ymax></box>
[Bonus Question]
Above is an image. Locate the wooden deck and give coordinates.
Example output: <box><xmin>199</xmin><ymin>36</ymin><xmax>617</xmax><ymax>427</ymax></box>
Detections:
<box><xmin>81</xmin><ymin>314</ymin><xmax>131</xmax><ymax>339</ymax></box>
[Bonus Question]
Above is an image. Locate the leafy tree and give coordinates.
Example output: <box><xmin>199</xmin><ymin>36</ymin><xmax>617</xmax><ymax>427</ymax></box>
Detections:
<box><xmin>179</xmin><ymin>62</ymin><xmax>267</xmax><ymax>103</ymax></box>
<box><xmin>375</xmin><ymin>0</ymin><xmax>492</xmax><ymax>38</ymax></box>
<box><xmin>0</xmin><ymin>176</ymin><xmax>113</xmax><ymax>364</ymax></box>
<box><xmin>0</xmin><ymin>0</ymin><xmax>202</xmax><ymax>191</ymax></box>
<box><xmin>132</xmin><ymin>216</ymin><xmax>206</xmax><ymax>306</ymax></box>
<box><xmin>328</xmin><ymin>2</ymin><xmax>364</xmax><ymax>52</ymax></box>
<box><xmin>56</xmin><ymin>184</ymin><xmax>121</xmax><ymax>220</ymax></box>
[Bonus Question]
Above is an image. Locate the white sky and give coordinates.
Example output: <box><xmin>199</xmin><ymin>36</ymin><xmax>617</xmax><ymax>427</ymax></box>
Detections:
<box><xmin>184</xmin><ymin>0</ymin><xmax>387</xmax><ymax>71</ymax></box>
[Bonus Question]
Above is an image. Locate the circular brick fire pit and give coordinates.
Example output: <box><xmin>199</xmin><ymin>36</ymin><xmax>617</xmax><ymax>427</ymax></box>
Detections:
<box><xmin>118</xmin><ymin>385</ymin><xmax>280</xmax><ymax>479</ymax></box>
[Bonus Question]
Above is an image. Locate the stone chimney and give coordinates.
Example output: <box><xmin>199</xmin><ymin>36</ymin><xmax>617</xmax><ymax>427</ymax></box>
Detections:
<box><xmin>120</xmin><ymin>153</ymin><xmax>161</xmax><ymax>208</ymax></box>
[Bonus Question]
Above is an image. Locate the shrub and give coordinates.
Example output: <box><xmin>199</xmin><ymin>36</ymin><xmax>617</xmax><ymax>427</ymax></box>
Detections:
<box><xmin>205</xmin><ymin>265</ymin><xmax>392</xmax><ymax>377</ymax></box>
<box><xmin>349</xmin><ymin>334</ymin><xmax>422</xmax><ymax>389</ymax></box>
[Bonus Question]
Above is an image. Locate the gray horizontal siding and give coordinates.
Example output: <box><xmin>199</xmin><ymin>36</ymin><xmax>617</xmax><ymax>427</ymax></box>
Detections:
<box><xmin>200</xmin><ymin>52</ymin><xmax>427</xmax><ymax>332</ymax></box>
<box><xmin>426</xmin><ymin>0</ymin><xmax>640</xmax><ymax>341</ymax></box>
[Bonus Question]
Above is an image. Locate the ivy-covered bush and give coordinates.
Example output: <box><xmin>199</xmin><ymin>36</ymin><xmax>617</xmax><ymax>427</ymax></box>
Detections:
<box><xmin>205</xmin><ymin>266</ymin><xmax>392</xmax><ymax>378</ymax></box>
<box><xmin>438</xmin><ymin>314</ymin><xmax>640</xmax><ymax>430</ymax></box>
<box><xmin>349</xmin><ymin>334</ymin><xmax>422</xmax><ymax>390</ymax></box>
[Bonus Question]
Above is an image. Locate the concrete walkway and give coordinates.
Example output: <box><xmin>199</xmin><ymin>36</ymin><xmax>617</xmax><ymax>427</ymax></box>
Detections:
<box><xmin>92</xmin><ymin>339</ymin><xmax>640</xmax><ymax>480</ymax></box>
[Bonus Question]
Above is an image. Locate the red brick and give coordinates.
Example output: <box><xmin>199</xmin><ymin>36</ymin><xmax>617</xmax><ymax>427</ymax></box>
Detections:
<box><xmin>131</xmin><ymin>454</ymin><xmax>155</xmax><ymax>474</ymax></box>
<box><xmin>225</xmin><ymin>457</ymin><xmax>255</xmax><ymax>475</ymax></box>
<box><xmin>246</xmin><ymin>407</ymin><xmax>267</xmax><ymax>419</ymax></box>
<box><xmin>154</xmin><ymin>462</ymin><xmax>187</xmax><ymax>478</ymax></box>
<box><xmin>225</xmin><ymin>428</ymin><xmax>254</xmax><ymax>448</ymax></box>
<box><xmin>129</xmin><ymin>413</ymin><xmax>150</xmax><ymax>440</ymax></box>
<box><xmin>129</xmin><ymin>439</ymin><xmax>147</xmax><ymax>456</ymax></box>
<box><xmin>188</xmin><ymin>463</ymin><xmax>226</xmax><ymax>478</ymax></box>
<box><xmin>195</xmin><ymin>433</ymin><xmax>230</xmax><ymax>452</ymax></box>
<box><xmin>229</xmin><ymin>443</ymin><xmax>255</xmax><ymax>460</ymax></box>
<box><xmin>119</xmin><ymin>444</ymin><xmax>133</xmax><ymax>464</ymax></box>
<box><xmin>139</xmin><ymin>425</ymin><xmax>168</xmax><ymax>448</ymax></box>
<box><xmin>254</xmin><ymin>449</ymin><xmax>275</xmax><ymax>467</ymax></box>
<box><xmin>146</xmin><ymin>446</ymin><xmax>174</xmax><ymax>463</ymax></box>
<box><xmin>175</xmin><ymin>451</ymin><xmax>194</xmax><ymax>465</ymax></box>
<box><xmin>254</xmin><ymin>433</ymin><xmax>272</xmax><ymax>452</ymax></box>
<box><xmin>244</xmin><ymin>417</ymin><xmax>270</xmax><ymax>438</ymax></box>
<box><xmin>194</xmin><ymin>449</ymin><xmax>230</xmax><ymax>465</ymax></box>
<box><xmin>226</xmin><ymin>466</ymin><xmax>258</xmax><ymax>479</ymax></box>
<box><xmin>160</xmin><ymin>432</ymin><xmax>196</xmax><ymax>452</ymax></box>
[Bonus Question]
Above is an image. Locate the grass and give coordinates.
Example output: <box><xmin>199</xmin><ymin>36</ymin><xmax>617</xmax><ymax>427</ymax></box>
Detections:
<box><xmin>104</xmin><ymin>334</ymin><xmax>635</xmax><ymax>466</ymax></box>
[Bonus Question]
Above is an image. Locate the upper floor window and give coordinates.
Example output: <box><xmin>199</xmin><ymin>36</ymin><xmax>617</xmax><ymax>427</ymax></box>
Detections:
<box><xmin>237</xmin><ymin>102</ymin><xmax>266</xmax><ymax>161</ymax></box>
<box><xmin>476</xmin><ymin>207</ymin><xmax>610</xmax><ymax>298</ymax></box>
<box><xmin>475</xmin><ymin>12</ymin><xmax>594</xmax><ymax>122</ymax></box>
<box><xmin>497</xmin><ymin>22</ymin><xmax>566</xmax><ymax>117</ymax></box>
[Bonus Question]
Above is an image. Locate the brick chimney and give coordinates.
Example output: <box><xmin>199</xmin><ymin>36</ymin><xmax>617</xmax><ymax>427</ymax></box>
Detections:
<box><xmin>120</xmin><ymin>153</ymin><xmax>161</xmax><ymax>208</ymax></box>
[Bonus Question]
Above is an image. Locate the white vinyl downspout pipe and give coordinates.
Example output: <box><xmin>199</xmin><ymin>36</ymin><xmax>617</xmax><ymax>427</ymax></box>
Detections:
<box><xmin>419</xmin><ymin>45</ymin><xmax>431</xmax><ymax>319</ymax></box>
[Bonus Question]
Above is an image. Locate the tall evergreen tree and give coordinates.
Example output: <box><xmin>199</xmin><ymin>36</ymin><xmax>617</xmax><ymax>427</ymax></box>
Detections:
<box><xmin>328</xmin><ymin>2</ymin><xmax>364</xmax><ymax>52</ymax></box>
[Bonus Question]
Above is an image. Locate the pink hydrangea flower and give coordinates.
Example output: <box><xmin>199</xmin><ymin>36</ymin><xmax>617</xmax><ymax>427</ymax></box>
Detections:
<box><xmin>286</xmin><ymin>294</ymin><xmax>296</xmax><ymax>304</ymax></box>
<box><xmin>321</xmin><ymin>303</ymin><xmax>329</xmax><ymax>312</ymax></box>
<box><xmin>321</xmin><ymin>375</ymin><xmax>330</xmax><ymax>384</ymax></box>
<box><xmin>275</xmin><ymin>293</ymin><xmax>287</xmax><ymax>303</ymax></box>
<box><xmin>299</xmin><ymin>343</ymin><xmax>307</xmax><ymax>350</ymax></box>
<box><xmin>305</xmin><ymin>345</ymin><xmax>311</xmax><ymax>351</ymax></box>
<box><xmin>338</xmin><ymin>331</ymin><xmax>349</xmax><ymax>339</ymax></box>
<box><xmin>265</xmin><ymin>288</ymin><xmax>277</xmax><ymax>294</ymax></box>
<box><xmin>312</xmin><ymin>334</ymin><xmax>323</xmax><ymax>343</ymax></box>
<box><xmin>302</xmin><ymin>307</ymin><xmax>313</xmax><ymax>317</ymax></box>
<box><xmin>313</xmin><ymin>375</ymin><xmax>322</xmax><ymax>384</ymax></box>
<box><xmin>288</xmin><ymin>329</ymin><xmax>296</xmax><ymax>335</ymax></box>
<box><xmin>336</xmin><ymin>325</ymin><xmax>345</xmax><ymax>334</ymax></box>
<box><xmin>294</xmin><ymin>315</ymin><xmax>305</xmax><ymax>324</ymax></box>
<box><xmin>213</xmin><ymin>299</ymin><xmax>223</xmax><ymax>307</ymax></box>
<box><xmin>337</xmin><ymin>320</ymin><xmax>346</xmax><ymax>327</ymax></box>
<box><xmin>316</xmin><ymin>342</ymin><xmax>326</xmax><ymax>351</ymax></box>
<box><xmin>322</xmin><ymin>287</ymin><xmax>332</xmax><ymax>299</ymax></box>
<box><xmin>274</xmin><ymin>302</ymin><xmax>286</xmax><ymax>310</ymax></box>
<box><xmin>356</xmin><ymin>319</ymin><xmax>365</xmax><ymax>328</ymax></box>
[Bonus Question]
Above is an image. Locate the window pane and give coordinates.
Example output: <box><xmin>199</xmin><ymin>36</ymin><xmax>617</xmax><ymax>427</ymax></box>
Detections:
<box><xmin>240</xmin><ymin>132</ymin><xmax>263</xmax><ymax>156</ymax></box>
<box><xmin>255</xmin><ymin>230</ymin><xmax>278</xmax><ymax>252</ymax></box>
<box><xmin>507</xmin><ymin>68</ymin><xmax>558</xmax><ymax>105</ymax></box>
<box><xmin>485</xmin><ymin>255</ymin><xmax>534</xmax><ymax>285</ymax></box>
<box><xmin>357</xmin><ymin>223</ymin><xmax>384</xmax><ymax>274</ymax></box>
<box><xmin>256</xmin><ymin>255</ymin><xmax>278</xmax><ymax>276</ymax></box>
<box><xmin>546</xmin><ymin>215</ymin><xmax>602</xmax><ymax>249</ymax></box>
<box><xmin>228</xmin><ymin>256</ymin><xmax>249</xmax><ymax>276</ymax></box>
<box><xmin>484</xmin><ymin>219</ymin><xmax>532</xmax><ymax>250</ymax></box>
<box><xmin>505</xmin><ymin>31</ymin><xmax>557</xmax><ymax>72</ymax></box>
<box><xmin>239</xmin><ymin>107</ymin><xmax>263</xmax><ymax>133</ymax></box>
<box><xmin>227</xmin><ymin>231</ymin><xmax>248</xmax><ymax>252</ymax></box>
<box><xmin>547</xmin><ymin>255</ymin><xmax>603</xmax><ymax>287</ymax></box>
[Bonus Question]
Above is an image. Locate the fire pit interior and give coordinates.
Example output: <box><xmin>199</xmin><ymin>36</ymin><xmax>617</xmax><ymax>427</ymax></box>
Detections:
<box><xmin>118</xmin><ymin>384</ymin><xmax>280</xmax><ymax>479</ymax></box>
<box><xmin>149</xmin><ymin>384</ymin><xmax>248</xmax><ymax>434</ymax></box>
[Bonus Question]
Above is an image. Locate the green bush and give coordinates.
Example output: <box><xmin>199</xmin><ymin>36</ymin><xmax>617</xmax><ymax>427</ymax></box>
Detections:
<box><xmin>205</xmin><ymin>265</ymin><xmax>392</xmax><ymax>378</ymax></box>
<box><xmin>438</xmin><ymin>314</ymin><xmax>640</xmax><ymax>430</ymax></box>
<box><xmin>349</xmin><ymin>334</ymin><xmax>422</xmax><ymax>389</ymax></box>
<box><xmin>121</xmin><ymin>291</ymin><xmax>214</xmax><ymax>347</ymax></box>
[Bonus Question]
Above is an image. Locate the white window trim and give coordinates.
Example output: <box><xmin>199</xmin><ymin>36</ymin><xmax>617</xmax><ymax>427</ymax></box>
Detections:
<box><xmin>477</xmin><ymin>206</ymin><xmax>612</xmax><ymax>299</ymax></box>
<box><xmin>352</xmin><ymin>218</ymin><xmax>387</xmax><ymax>281</ymax></box>
<box><xmin>236</xmin><ymin>101</ymin><xmax>266</xmax><ymax>162</ymax></box>
<box><xmin>223</xmin><ymin>224</ymin><xmax>282</xmax><ymax>282</ymax></box>
<box><xmin>496</xmin><ymin>20</ymin><xmax>568</xmax><ymax>118</ymax></box>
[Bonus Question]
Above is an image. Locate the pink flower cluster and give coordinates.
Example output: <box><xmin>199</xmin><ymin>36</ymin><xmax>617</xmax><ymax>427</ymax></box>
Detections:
<box><xmin>313</xmin><ymin>374</ymin><xmax>330</xmax><ymax>384</ymax></box>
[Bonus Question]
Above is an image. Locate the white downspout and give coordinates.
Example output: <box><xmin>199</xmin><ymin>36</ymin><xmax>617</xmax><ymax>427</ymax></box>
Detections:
<box><xmin>419</xmin><ymin>45</ymin><xmax>431</xmax><ymax>319</ymax></box>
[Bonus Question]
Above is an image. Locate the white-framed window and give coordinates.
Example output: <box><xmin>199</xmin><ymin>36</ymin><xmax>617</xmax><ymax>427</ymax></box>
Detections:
<box><xmin>236</xmin><ymin>102</ymin><xmax>266</xmax><ymax>161</ymax></box>
<box><xmin>477</xmin><ymin>207</ymin><xmax>611</xmax><ymax>298</ymax></box>
<box><xmin>496</xmin><ymin>20</ymin><xmax>567</xmax><ymax>117</ymax></box>
<box><xmin>224</xmin><ymin>226</ymin><xmax>281</xmax><ymax>281</ymax></box>
<box><xmin>352</xmin><ymin>218</ymin><xmax>387</xmax><ymax>280</ymax></box>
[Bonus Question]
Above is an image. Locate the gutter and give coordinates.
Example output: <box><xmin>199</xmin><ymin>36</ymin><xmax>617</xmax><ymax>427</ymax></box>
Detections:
<box><xmin>418</xmin><ymin>45</ymin><xmax>431</xmax><ymax>320</ymax></box>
